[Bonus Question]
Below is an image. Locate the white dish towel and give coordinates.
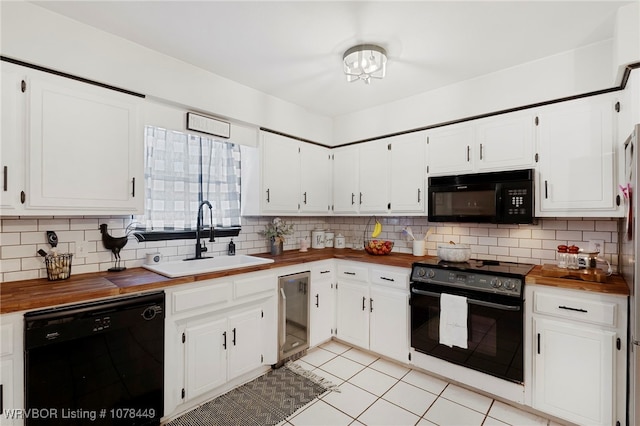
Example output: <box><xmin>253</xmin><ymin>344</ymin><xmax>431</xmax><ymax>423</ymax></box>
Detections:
<box><xmin>439</xmin><ymin>293</ymin><xmax>468</xmax><ymax>349</ymax></box>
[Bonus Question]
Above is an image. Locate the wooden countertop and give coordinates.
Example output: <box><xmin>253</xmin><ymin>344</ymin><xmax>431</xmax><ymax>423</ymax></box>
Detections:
<box><xmin>0</xmin><ymin>249</ymin><xmax>425</xmax><ymax>314</ymax></box>
<box><xmin>1</xmin><ymin>251</ymin><xmax>630</xmax><ymax>314</ymax></box>
<box><xmin>526</xmin><ymin>264</ymin><xmax>630</xmax><ymax>296</ymax></box>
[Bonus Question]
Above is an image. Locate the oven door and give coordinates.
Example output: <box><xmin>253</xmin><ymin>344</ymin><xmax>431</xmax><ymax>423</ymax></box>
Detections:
<box><xmin>410</xmin><ymin>283</ymin><xmax>524</xmax><ymax>383</ymax></box>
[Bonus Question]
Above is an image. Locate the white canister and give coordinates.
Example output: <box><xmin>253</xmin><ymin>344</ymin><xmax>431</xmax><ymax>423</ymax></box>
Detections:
<box><xmin>311</xmin><ymin>228</ymin><xmax>325</xmax><ymax>249</ymax></box>
<box><xmin>324</xmin><ymin>231</ymin><xmax>334</xmax><ymax>248</ymax></box>
<box><xmin>334</xmin><ymin>234</ymin><xmax>346</xmax><ymax>249</ymax></box>
<box><xmin>145</xmin><ymin>253</ymin><xmax>163</xmax><ymax>264</ymax></box>
<box><xmin>412</xmin><ymin>240</ymin><xmax>425</xmax><ymax>257</ymax></box>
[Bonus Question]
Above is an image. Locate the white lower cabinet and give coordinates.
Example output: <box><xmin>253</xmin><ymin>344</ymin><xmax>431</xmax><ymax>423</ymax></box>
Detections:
<box><xmin>165</xmin><ymin>272</ymin><xmax>277</xmax><ymax>419</ymax></box>
<box><xmin>309</xmin><ymin>263</ymin><xmax>336</xmax><ymax>347</ymax></box>
<box><xmin>0</xmin><ymin>313</ymin><xmax>24</xmax><ymax>426</ymax></box>
<box><xmin>526</xmin><ymin>285</ymin><xmax>626</xmax><ymax>426</ymax></box>
<box><xmin>183</xmin><ymin>306</ymin><xmax>264</xmax><ymax>400</ymax></box>
<box><xmin>335</xmin><ymin>262</ymin><xmax>409</xmax><ymax>363</ymax></box>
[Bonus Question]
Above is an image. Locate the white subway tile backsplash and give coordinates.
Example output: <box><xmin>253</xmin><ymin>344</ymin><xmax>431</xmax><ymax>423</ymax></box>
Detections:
<box><xmin>0</xmin><ymin>216</ymin><xmax>622</xmax><ymax>283</ymax></box>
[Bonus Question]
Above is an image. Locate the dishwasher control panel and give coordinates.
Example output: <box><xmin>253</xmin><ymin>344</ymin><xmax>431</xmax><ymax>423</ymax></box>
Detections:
<box><xmin>93</xmin><ymin>316</ymin><xmax>111</xmax><ymax>332</ymax></box>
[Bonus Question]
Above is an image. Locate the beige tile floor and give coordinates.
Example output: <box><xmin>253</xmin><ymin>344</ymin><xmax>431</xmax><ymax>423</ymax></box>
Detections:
<box><xmin>281</xmin><ymin>341</ymin><xmax>564</xmax><ymax>426</ymax></box>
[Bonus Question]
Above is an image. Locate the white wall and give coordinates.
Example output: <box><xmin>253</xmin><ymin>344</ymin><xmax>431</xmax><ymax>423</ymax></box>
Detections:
<box><xmin>0</xmin><ymin>1</ymin><xmax>332</xmax><ymax>145</ymax></box>
<box><xmin>332</xmin><ymin>40</ymin><xmax>616</xmax><ymax>144</ymax></box>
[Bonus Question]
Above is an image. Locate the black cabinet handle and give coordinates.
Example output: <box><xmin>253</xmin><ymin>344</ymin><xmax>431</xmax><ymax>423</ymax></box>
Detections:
<box><xmin>3</xmin><ymin>166</ymin><xmax>7</xmax><ymax>191</ymax></box>
<box><xmin>359</xmin><ymin>192</ymin><xmax>363</xmax><ymax>205</ymax></box>
<box><xmin>479</xmin><ymin>143</ymin><xmax>483</xmax><ymax>160</ymax></box>
<box><xmin>315</xmin><ymin>294</ymin><xmax>319</xmax><ymax>308</ymax></box>
<box><xmin>362</xmin><ymin>297</ymin><xmax>366</xmax><ymax>311</ymax></box>
<box><xmin>131</xmin><ymin>177</ymin><xmax>136</xmax><ymax>197</ymax></box>
<box><xmin>544</xmin><ymin>180</ymin><xmax>548</xmax><ymax>199</ymax></box>
<box><xmin>466</xmin><ymin>145</ymin><xmax>470</xmax><ymax>162</ymax></box>
<box><xmin>343</xmin><ymin>271</ymin><xmax>356</xmax><ymax>276</ymax></box>
<box><xmin>417</xmin><ymin>188</ymin><xmax>421</xmax><ymax>203</ymax></box>
<box><xmin>266</xmin><ymin>188</ymin><xmax>270</xmax><ymax>203</ymax></box>
<box><xmin>20</xmin><ymin>191</ymin><xmax>25</xmax><ymax>204</ymax></box>
<box><xmin>232</xmin><ymin>328</ymin><xmax>237</xmax><ymax>346</ymax></box>
<box><xmin>558</xmin><ymin>305</ymin><xmax>587</xmax><ymax>313</ymax></box>
<box><xmin>380</xmin><ymin>276</ymin><xmax>395</xmax><ymax>282</ymax></box>
<box><xmin>370</xmin><ymin>298</ymin><xmax>373</xmax><ymax>313</ymax></box>
<box><xmin>351</xmin><ymin>193</ymin><xmax>355</xmax><ymax>205</ymax></box>
<box><xmin>303</xmin><ymin>192</ymin><xmax>307</xmax><ymax>204</ymax></box>
<box><xmin>537</xmin><ymin>333</ymin><xmax>541</xmax><ymax>354</ymax></box>
<box><xmin>223</xmin><ymin>331</ymin><xmax>227</xmax><ymax>349</ymax></box>
<box><xmin>320</xmin><ymin>270</ymin><xmax>331</xmax><ymax>274</ymax></box>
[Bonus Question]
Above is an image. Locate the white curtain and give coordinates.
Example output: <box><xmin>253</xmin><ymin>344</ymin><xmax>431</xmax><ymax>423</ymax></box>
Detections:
<box><xmin>139</xmin><ymin>126</ymin><xmax>241</xmax><ymax>230</ymax></box>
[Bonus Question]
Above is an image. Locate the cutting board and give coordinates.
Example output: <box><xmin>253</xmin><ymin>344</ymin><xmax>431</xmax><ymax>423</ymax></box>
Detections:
<box><xmin>540</xmin><ymin>264</ymin><xmax>609</xmax><ymax>283</ymax></box>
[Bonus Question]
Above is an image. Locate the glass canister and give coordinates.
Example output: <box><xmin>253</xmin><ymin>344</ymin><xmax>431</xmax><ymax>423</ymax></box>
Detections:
<box><xmin>567</xmin><ymin>245</ymin><xmax>580</xmax><ymax>269</ymax></box>
<box><xmin>557</xmin><ymin>245</ymin><xmax>568</xmax><ymax>268</ymax></box>
<box><xmin>334</xmin><ymin>234</ymin><xmax>346</xmax><ymax>249</ymax></box>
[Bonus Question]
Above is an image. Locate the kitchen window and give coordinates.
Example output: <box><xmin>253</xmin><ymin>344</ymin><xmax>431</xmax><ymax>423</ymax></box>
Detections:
<box><xmin>133</xmin><ymin>125</ymin><xmax>241</xmax><ymax>241</ymax></box>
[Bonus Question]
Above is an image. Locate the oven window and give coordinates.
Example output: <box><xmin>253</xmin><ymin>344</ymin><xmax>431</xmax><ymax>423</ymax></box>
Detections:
<box><xmin>411</xmin><ymin>290</ymin><xmax>523</xmax><ymax>383</ymax></box>
<box><xmin>432</xmin><ymin>190</ymin><xmax>496</xmax><ymax>216</ymax></box>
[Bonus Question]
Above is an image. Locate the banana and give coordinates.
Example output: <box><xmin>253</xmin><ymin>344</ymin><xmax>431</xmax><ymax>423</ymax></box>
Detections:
<box><xmin>371</xmin><ymin>220</ymin><xmax>382</xmax><ymax>238</ymax></box>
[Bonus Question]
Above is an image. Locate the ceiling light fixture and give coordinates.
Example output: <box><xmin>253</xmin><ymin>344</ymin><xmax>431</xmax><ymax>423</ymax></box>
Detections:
<box><xmin>343</xmin><ymin>44</ymin><xmax>387</xmax><ymax>85</ymax></box>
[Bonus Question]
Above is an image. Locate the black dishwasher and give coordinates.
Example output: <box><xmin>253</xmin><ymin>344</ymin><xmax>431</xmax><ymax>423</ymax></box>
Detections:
<box><xmin>24</xmin><ymin>292</ymin><xmax>165</xmax><ymax>425</ymax></box>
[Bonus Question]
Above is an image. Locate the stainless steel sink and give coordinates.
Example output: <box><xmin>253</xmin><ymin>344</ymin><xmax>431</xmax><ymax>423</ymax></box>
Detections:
<box><xmin>142</xmin><ymin>255</ymin><xmax>274</xmax><ymax>278</ymax></box>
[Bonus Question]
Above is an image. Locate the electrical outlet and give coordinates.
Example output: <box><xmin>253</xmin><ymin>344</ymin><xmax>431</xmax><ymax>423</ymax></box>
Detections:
<box><xmin>588</xmin><ymin>239</ymin><xmax>605</xmax><ymax>254</ymax></box>
<box><xmin>75</xmin><ymin>241</ymin><xmax>89</xmax><ymax>257</ymax></box>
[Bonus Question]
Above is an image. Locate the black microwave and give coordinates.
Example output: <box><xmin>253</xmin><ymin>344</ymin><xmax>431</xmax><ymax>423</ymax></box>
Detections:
<box><xmin>428</xmin><ymin>169</ymin><xmax>534</xmax><ymax>224</ymax></box>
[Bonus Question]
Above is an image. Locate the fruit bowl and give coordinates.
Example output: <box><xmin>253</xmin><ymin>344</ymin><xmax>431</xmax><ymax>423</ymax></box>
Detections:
<box><xmin>437</xmin><ymin>243</ymin><xmax>471</xmax><ymax>262</ymax></box>
<box><xmin>364</xmin><ymin>239</ymin><xmax>394</xmax><ymax>255</ymax></box>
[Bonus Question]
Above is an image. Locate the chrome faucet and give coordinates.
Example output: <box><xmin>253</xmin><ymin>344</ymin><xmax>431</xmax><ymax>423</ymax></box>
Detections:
<box><xmin>185</xmin><ymin>200</ymin><xmax>215</xmax><ymax>261</ymax></box>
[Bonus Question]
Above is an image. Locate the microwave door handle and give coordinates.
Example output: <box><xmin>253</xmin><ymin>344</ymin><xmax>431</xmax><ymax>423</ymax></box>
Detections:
<box><xmin>411</xmin><ymin>288</ymin><xmax>521</xmax><ymax>311</ymax></box>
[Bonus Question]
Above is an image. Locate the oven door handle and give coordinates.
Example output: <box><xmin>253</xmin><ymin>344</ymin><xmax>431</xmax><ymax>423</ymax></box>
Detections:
<box><xmin>411</xmin><ymin>288</ymin><xmax>521</xmax><ymax>312</ymax></box>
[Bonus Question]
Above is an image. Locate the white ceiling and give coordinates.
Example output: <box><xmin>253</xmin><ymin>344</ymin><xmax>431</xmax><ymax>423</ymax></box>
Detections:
<box><xmin>32</xmin><ymin>1</ymin><xmax>631</xmax><ymax>118</ymax></box>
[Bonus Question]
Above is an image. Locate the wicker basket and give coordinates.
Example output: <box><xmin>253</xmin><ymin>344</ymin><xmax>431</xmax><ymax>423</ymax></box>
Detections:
<box><xmin>45</xmin><ymin>253</ymin><xmax>73</xmax><ymax>281</ymax></box>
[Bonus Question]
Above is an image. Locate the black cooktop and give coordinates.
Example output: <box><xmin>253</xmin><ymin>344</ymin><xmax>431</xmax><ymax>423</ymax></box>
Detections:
<box><xmin>412</xmin><ymin>258</ymin><xmax>535</xmax><ymax>278</ymax></box>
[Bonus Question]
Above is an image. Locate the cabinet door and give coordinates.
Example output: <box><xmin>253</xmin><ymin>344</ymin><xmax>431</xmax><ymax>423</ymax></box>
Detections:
<box><xmin>476</xmin><ymin>112</ymin><xmax>534</xmax><ymax>172</ymax></box>
<box><xmin>389</xmin><ymin>133</ymin><xmax>426</xmax><ymax>213</ymax></box>
<box><xmin>533</xmin><ymin>318</ymin><xmax>615</xmax><ymax>426</ymax></box>
<box><xmin>261</xmin><ymin>132</ymin><xmax>300</xmax><ymax>213</ymax></box>
<box><xmin>26</xmin><ymin>74</ymin><xmax>143</xmax><ymax>213</ymax></box>
<box><xmin>332</xmin><ymin>146</ymin><xmax>359</xmax><ymax>213</ymax></box>
<box><xmin>0</xmin><ymin>65</ymin><xmax>24</xmax><ymax>214</ymax></box>
<box><xmin>227</xmin><ymin>307</ymin><xmax>264</xmax><ymax>381</ymax></box>
<box><xmin>427</xmin><ymin>123</ymin><xmax>475</xmax><ymax>176</ymax></box>
<box><xmin>369</xmin><ymin>286</ymin><xmax>409</xmax><ymax>363</ymax></box>
<box><xmin>358</xmin><ymin>140</ymin><xmax>389</xmax><ymax>213</ymax></box>
<box><xmin>309</xmin><ymin>278</ymin><xmax>334</xmax><ymax>347</ymax></box>
<box><xmin>0</xmin><ymin>358</ymin><xmax>16</xmax><ymax>426</ymax></box>
<box><xmin>184</xmin><ymin>318</ymin><xmax>227</xmax><ymax>400</ymax></box>
<box><xmin>335</xmin><ymin>281</ymin><xmax>369</xmax><ymax>348</ymax></box>
<box><xmin>300</xmin><ymin>143</ymin><xmax>331</xmax><ymax>214</ymax></box>
<box><xmin>536</xmin><ymin>96</ymin><xmax>617</xmax><ymax>215</ymax></box>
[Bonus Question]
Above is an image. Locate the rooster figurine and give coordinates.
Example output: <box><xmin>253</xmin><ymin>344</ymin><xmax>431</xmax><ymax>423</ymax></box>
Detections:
<box><xmin>100</xmin><ymin>224</ymin><xmax>130</xmax><ymax>272</ymax></box>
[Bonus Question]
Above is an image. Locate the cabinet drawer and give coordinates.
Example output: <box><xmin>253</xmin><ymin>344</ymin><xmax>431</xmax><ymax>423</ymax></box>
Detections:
<box><xmin>0</xmin><ymin>323</ymin><xmax>13</xmax><ymax>356</ymax></box>
<box><xmin>337</xmin><ymin>264</ymin><xmax>369</xmax><ymax>282</ymax></box>
<box><xmin>534</xmin><ymin>291</ymin><xmax>617</xmax><ymax>327</ymax></box>
<box><xmin>311</xmin><ymin>265</ymin><xmax>334</xmax><ymax>281</ymax></box>
<box><xmin>234</xmin><ymin>275</ymin><xmax>276</xmax><ymax>300</ymax></box>
<box><xmin>371</xmin><ymin>269</ymin><xmax>409</xmax><ymax>290</ymax></box>
<box><xmin>172</xmin><ymin>282</ymin><xmax>231</xmax><ymax>314</ymax></box>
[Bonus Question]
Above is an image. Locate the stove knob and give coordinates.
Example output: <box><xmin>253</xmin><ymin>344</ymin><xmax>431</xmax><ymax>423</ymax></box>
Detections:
<box><xmin>417</xmin><ymin>268</ymin><xmax>426</xmax><ymax>277</ymax></box>
<box><xmin>504</xmin><ymin>280</ymin><xmax>516</xmax><ymax>290</ymax></box>
<box><xmin>426</xmin><ymin>269</ymin><xmax>435</xmax><ymax>278</ymax></box>
<box><xmin>491</xmin><ymin>278</ymin><xmax>502</xmax><ymax>288</ymax></box>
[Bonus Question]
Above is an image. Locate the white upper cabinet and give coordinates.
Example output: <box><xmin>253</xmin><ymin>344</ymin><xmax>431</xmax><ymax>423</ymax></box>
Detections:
<box><xmin>261</xmin><ymin>132</ymin><xmax>300</xmax><ymax>213</ymax></box>
<box><xmin>389</xmin><ymin>132</ymin><xmax>426</xmax><ymax>213</ymax></box>
<box><xmin>427</xmin><ymin>112</ymin><xmax>535</xmax><ymax>176</ymax></box>
<box><xmin>26</xmin><ymin>72</ymin><xmax>143</xmax><ymax>213</ymax></box>
<box><xmin>332</xmin><ymin>145</ymin><xmax>360</xmax><ymax>214</ymax></box>
<box><xmin>358</xmin><ymin>139</ymin><xmax>389</xmax><ymax>213</ymax></box>
<box><xmin>0</xmin><ymin>63</ymin><xmax>25</xmax><ymax>214</ymax></box>
<box><xmin>332</xmin><ymin>132</ymin><xmax>426</xmax><ymax>215</ymax></box>
<box><xmin>535</xmin><ymin>93</ymin><xmax>620</xmax><ymax>216</ymax></box>
<box><xmin>475</xmin><ymin>112</ymin><xmax>535</xmax><ymax>172</ymax></box>
<box><xmin>300</xmin><ymin>143</ymin><xmax>331</xmax><ymax>214</ymax></box>
<box><xmin>261</xmin><ymin>131</ymin><xmax>331</xmax><ymax>215</ymax></box>
<box><xmin>426</xmin><ymin>122</ymin><xmax>475</xmax><ymax>176</ymax></box>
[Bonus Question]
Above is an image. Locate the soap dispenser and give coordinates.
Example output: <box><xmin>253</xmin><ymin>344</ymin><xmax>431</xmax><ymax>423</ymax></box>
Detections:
<box><xmin>228</xmin><ymin>239</ymin><xmax>236</xmax><ymax>256</ymax></box>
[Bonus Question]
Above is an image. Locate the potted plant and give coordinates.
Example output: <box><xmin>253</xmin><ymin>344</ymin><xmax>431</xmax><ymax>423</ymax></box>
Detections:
<box><xmin>260</xmin><ymin>217</ymin><xmax>294</xmax><ymax>255</ymax></box>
